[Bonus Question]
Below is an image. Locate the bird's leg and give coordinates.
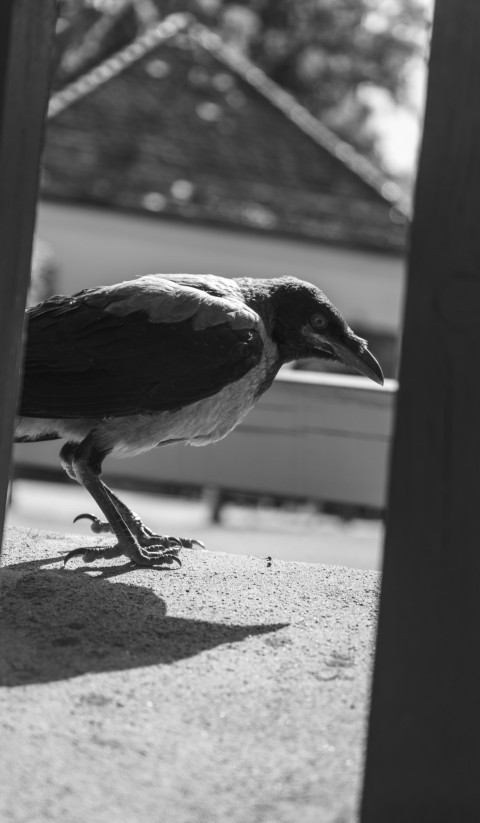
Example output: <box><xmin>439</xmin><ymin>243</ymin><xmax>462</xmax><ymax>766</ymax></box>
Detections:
<box><xmin>74</xmin><ymin>486</ymin><xmax>204</xmax><ymax>551</ymax></box>
<box><xmin>73</xmin><ymin>488</ymin><xmax>150</xmax><ymax>536</ymax></box>
<box><xmin>60</xmin><ymin>439</ymin><xmax>182</xmax><ymax>568</ymax></box>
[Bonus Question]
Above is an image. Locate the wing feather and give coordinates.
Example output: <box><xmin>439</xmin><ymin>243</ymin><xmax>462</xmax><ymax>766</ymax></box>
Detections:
<box><xmin>20</xmin><ymin>276</ymin><xmax>264</xmax><ymax>419</ymax></box>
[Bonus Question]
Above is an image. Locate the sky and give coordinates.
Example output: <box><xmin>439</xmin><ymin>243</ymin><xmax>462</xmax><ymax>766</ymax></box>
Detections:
<box><xmin>373</xmin><ymin>57</ymin><xmax>428</xmax><ymax>178</ymax></box>
<box><xmin>369</xmin><ymin>0</ymin><xmax>432</xmax><ymax>179</ymax></box>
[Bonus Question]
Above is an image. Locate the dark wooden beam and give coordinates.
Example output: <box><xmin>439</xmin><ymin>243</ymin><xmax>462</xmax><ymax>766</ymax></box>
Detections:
<box><xmin>0</xmin><ymin>1</ymin><xmax>58</xmax><ymax>552</ymax></box>
<box><xmin>361</xmin><ymin>1</ymin><xmax>480</xmax><ymax>818</ymax></box>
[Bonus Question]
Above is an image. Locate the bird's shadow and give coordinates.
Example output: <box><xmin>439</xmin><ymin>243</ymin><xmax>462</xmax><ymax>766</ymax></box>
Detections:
<box><xmin>0</xmin><ymin>556</ymin><xmax>287</xmax><ymax>687</ymax></box>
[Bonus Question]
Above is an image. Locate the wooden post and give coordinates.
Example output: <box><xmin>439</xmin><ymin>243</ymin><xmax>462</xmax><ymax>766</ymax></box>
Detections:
<box><xmin>361</xmin><ymin>1</ymin><xmax>480</xmax><ymax>819</ymax></box>
<box><xmin>0</xmin><ymin>1</ymin><xmax>57</xmax><ymax>553</ymax></box>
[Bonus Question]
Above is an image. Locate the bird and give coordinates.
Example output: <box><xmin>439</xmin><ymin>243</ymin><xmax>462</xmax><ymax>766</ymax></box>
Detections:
<box><xmin>15</xmin><ymin>273</ymin><xmax>383</xmax><ymax>569</ymax></box>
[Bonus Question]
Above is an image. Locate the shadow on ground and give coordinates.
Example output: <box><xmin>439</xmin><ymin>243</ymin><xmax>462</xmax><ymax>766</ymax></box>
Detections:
<box><xmin>0</xmin><ymin>558</ymin><xmax>286</xmax><ymax>687</ymax></box>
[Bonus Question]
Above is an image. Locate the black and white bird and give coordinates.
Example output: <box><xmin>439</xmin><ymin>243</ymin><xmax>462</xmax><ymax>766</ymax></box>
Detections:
<box><xmin>15</xmin><ymin>273</ymin><xmax>383</xmax><ymax>569</ymax></box>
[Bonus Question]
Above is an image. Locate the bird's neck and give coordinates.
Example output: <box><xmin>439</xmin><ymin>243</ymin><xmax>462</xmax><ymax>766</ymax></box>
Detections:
<box><xmin>237</xmin><ymin>277</ymin><xmax>283</xmax><ymax>339</ymax></box>
<box><xmin>238</xmin><ymin>278</ymin><xmax>304</xmax><ymax>365</ymax></box>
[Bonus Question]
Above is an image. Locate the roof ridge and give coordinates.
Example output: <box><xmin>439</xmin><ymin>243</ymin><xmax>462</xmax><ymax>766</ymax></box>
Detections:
<box><xmin>188</xmin><ymin>23</ymin><xmax>409</xmax><ymax>218</ymax></box>
<box><xmin>57</xmin><ymin>0</ymin><xmax>133</xmax><ymax>82</ymax></box>
<box><xmin>47</xmin><ymin>12</ymin><xmax>192</xmax><ymax>120</ymax></box>
<box><xmin>47</xmin><ymin>11</ymin><xmax>410</xmax><ymax>218</ymax></box>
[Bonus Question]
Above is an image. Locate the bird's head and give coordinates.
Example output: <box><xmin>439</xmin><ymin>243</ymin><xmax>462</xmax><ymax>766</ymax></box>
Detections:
<box><xmin>267</xmin><ymin>277</ymin><xmax>384</xmax><ymax>385</ymax></box>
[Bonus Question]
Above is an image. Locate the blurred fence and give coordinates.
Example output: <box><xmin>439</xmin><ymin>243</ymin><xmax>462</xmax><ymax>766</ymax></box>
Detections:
<box><xmin>14</xmin><ymin>370</ymin><xmax>396</xmax><ymax>512</ymax></box>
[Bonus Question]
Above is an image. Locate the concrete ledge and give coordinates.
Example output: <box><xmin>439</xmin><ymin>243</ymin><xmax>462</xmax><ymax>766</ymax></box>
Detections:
<box><xmin>0</xmin><ymin>527</ymin><xmax>380</xmax><ymax>823</ymax></box>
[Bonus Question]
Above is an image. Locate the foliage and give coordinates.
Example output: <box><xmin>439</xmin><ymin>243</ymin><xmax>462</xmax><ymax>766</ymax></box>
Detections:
<box><xmin>194</xmin><ymin>0</ymin><xmax>430</xmax><ymax>163</ymax></box>
<box><xmin>56</xmin><ymin>0</ymin><xmax>431</xmax><ymax>167</ymax></box>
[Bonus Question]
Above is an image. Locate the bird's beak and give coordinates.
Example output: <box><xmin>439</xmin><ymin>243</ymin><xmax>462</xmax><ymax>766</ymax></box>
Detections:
<box><xmin>332</xmin><ymin>340</ymin><xmax>384</xmax><ymax>385</ymax></box>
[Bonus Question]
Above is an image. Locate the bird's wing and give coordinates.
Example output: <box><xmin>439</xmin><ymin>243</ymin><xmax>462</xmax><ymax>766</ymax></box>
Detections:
<box><xmin>20</xmin><ymin>275</ymin><xmax>265</xmax><ymax>419</ymax></box>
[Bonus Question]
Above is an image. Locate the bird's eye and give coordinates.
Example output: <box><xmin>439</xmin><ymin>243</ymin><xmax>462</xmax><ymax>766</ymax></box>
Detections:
<box><xmin>311</xmin><ymin>313</ymin><xmax>328</xmax><ymax>331</ymax></box>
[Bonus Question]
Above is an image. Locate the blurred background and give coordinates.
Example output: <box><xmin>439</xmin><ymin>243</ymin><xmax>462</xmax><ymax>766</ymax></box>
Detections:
<box><xmin>11</xmin><ymin>0</ymin><xmax>433</xmax><ymax>569</ymax></box>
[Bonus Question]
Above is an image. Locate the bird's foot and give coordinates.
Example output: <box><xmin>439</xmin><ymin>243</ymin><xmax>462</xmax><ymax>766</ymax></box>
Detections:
<box><xmin>128</xmin><ymin>536</ymin><xmax>184</xmax><ymax>568</ymax></box>
<box><xmin>73</xmin><ymin>513</ymin><xmax>205</xmax><ymax>550</ymax></box>
<box><xmin>63</xmin><ymin>539</ymin><xmax>182</xmax><ymax>569</ymax></box>
<box><xmin>117</xmin><ymin>537</ymin><xmax>183</xmax><ymax>569</ymax></box>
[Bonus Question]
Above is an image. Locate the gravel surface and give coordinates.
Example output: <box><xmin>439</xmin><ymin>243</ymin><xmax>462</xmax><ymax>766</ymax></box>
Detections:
<box><xmin>0</xmin><ymin>527</ymin><xmax>380</xmax><ymax>823</ymax></box>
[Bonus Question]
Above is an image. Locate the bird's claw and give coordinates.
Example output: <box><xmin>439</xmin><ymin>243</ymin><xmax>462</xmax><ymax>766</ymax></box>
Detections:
<box><xmin>73</xmin><ymin>513</ymin><xmax>112</xmax><ymax>533</ymax></box>
<box><xmin>63</xmin><ymin>547</ymin><xmax>91</xmax><ymax>567</ymax></box>
<box><xmin>136</xmin><ymin>549</ymin><xmax>183</xmax><ymax>569</ymax></box>
<box><xmin>165</xmin><ymin>536</ymin><xmax>205</xmax><ymax>550</ymax></box>
<box><xmin>63</xmin><ymin>545</ymin><xmax>121</xmax><ymax>566</ymax></box>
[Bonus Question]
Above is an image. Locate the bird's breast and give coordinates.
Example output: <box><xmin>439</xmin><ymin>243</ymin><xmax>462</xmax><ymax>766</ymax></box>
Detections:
<box><xmin>107</xmin><ymin>335</ymin><xmax>280</xmax><ymax>459</ymax></box>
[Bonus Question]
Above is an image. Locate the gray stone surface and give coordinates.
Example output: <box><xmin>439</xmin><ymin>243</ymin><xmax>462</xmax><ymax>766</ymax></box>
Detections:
<box><xmin>0</xmin><ymin>527</ymin><xmax>380</xmax><ymax>823</ymax></box>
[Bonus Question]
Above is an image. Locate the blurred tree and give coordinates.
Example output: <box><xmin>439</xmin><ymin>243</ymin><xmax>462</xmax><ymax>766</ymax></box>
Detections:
<box><xmin>194</xmin><ymin>0</ymin><xmax>430</xmax><ymax>165</ymax></box>
<box><xmin>54</xmin><ymin>0</ymin><xmax>430</xmax><ymax>169</ymax></box>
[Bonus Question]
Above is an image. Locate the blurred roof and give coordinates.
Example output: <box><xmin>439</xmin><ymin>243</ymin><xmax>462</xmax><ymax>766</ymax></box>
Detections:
<box><xmin>42</xmin><ymin>9</ymin><xmax>408</xmax><ymax>254</ymax></box>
